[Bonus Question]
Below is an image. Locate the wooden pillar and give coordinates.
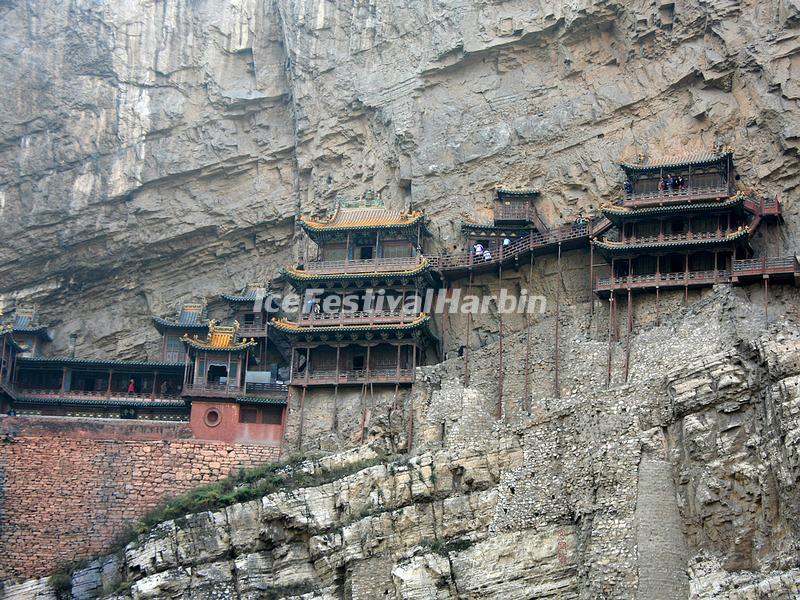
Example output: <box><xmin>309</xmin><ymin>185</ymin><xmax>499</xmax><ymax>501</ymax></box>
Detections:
<box><xmin>684</xmin><ymin>253</ymin><xmax>689</xmax><ymax>304</ymax></box>
<box><xmin>345</xmin><ymin>232</ymin><xmax>351</xmax><ymax>262</ymax></box>
<box><xmin>106</xmin><ymin>369</ymin><xmax>113</xmax><ymax>398</ymax></box>
<box><xmin>464</xmin><ymin>270</ymin><xmax>473</xmax><ymax>386</ymax></box>
<box><xmin>624</xmin><ymin>290</ymin><xmax>632</xmax><ymax>382</ymax></box>
<box><xmin>554</xmin><ymin>242</ymin><xmax>562</xmax><ymax>399</ymax></box>
<box><xmin>304</xmin><ymin>347</ymin><xmax>310</xmax><ymax>386</ymax></box>
<box><xmin>60</xmin><ymin>367</ymin><xmax>67</xmax><ymax>393</ymax></box>
<box><xmin>498</xmin><ymin>260</ymin><xmax>504</xmax><ymax>420</ymax></box>
<box><xmin>525</xmin><ymin>254</ymin><xmax>533</xmax><ymax>412</ymax></box>
<box><xmin>152</xmin><ymin>371</ymin><xmax>158</xmax><ymax>399</ymax></box>
<box><xmin>607</xmin><ymin>294</ymin><xmax>614</xmax><ymax>387</ymax></box>
<box><xmin>589</xmin><ymin>243</ymin><xmax>595</xmax><ymax>315</ymax></box>
<box><xmin>297</xmin><ymin>386</ymin><xmax>307</xmax><ymax>450</ymax></box>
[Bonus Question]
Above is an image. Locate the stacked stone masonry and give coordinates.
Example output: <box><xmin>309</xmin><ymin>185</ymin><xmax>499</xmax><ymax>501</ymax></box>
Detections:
<box><xmin>0</xmin><ymin>417</ymin><xmax>280</xmax><ymax>581</ymax></box>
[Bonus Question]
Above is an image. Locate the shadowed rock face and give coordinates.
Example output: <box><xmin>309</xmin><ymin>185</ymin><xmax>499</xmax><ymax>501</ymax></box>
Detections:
<box><xmin>1</xmin><ymin>0</ymin><xmax>799</xmax><ymax>357</ymax></box>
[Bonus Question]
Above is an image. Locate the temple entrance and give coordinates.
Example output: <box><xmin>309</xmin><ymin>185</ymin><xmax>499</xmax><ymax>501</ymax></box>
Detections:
<box><xmin>359</xmin><ymin>246</ymin><xmax>373</xmax><ymax>260</ymax></box>
<box><xmin>207</xmin><ymin>364</ymin><xmax>228</xmax><ymax>384</ymax></box>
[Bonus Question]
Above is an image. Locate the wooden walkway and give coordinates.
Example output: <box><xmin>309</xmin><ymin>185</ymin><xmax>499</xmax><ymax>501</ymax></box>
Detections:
<box><xmin>427</xmin><ymin>217</ymin><xmax>612</xmax><ymax>278</ymax></box>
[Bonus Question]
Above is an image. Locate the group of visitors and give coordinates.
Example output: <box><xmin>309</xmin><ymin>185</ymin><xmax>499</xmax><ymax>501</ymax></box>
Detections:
<box><xmin>472</xmin><ymin>237</ymin><xmax>512</xmax><ymax>262</ymax></box>
<box><xmin>624</xmin><ymin>175</ymin><xmax>689</xmax><ymax>195</ymax></box>
<box><xmin>657</xmin><ymin>174</ymin><xmax>687</xmax><ymax>192</ymax></box>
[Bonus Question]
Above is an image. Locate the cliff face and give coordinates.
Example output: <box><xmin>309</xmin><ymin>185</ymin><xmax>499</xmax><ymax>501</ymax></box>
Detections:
<box><xmin>5</xmin><ymin>289</ymin><xmax>800</xmax><ymax>599</ymax></box>
<box><xmin>2</xmin><ymin>0</ymin><xmax>799</xmax><ymax>355</ymax></box>
<box><xmin>3</xmin><ymin>1</ymin><xmax>800</xmax><ymax>598</ymax></box>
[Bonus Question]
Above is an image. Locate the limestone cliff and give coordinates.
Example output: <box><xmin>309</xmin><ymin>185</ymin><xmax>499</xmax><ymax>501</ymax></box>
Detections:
<box><xmin>3</xmin><ymin>1</ymin><xmax>800</xmax><ymax>599</ymax></box>
<box><xmin>2</xmin><ymin>0</ymin><xmax>799</xmax><ymax>355</ymax></box>
<box><xmin>5</xmin><ymin>289</ymin><xmax>800</xmax><ymax>599</ymax></box>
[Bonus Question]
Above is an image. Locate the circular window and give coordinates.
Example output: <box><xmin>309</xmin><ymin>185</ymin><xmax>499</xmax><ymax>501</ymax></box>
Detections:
<box><xmin>204</xmin><ymin>408</ymin><xmax>221</xmax><ymax>427</ymax></box>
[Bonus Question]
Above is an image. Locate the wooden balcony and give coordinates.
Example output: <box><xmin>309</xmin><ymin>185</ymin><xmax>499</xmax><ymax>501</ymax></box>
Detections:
<box><xmin>623</xmin><ymin>185</ymin><xmax>731</xmax><ymax>208</ymax></box>
<box><xmin>296</xmin><ymin>310</ymin><xmax>419</xmax><ymax>327</ymax></box>
<box><xmin>493</xmin><ymin>204</ymin><xmax>532</xmax><ymax>223</ymax></box>
<box><xmin>594</xmin><ymin>256</ymin><xmax>799</xmax><ymax>296</ymax></box>
<box><xmin>183</xmin><ymin>381</ymin><xmax>288</xmax><ymax>398</ymax></box>
<box><xmin>594</xmin><ymin>269</ymin><xmax>731</xmax><ymax>296</ymax></box>
<box><xmin>617</xmin><ymin>229</ymin><xmax>735</xmax><ymax>246</ymax></box>
<box><xmin>11</xmin><ymin>387</ymin><xmax>184</xmax><ymax>405</ymax></box>
<box><xmin>732</xmin><ymin>256</ymin><xmax>799</xmax><ymax>281</ymax></box>
<box><xmin>239</xmin><ymin>323</ymin><xmax>269</xmax><ymax>337</ymax></box>
<box><xmin>291</xmin><ymin>368</ymin><xmax>415</xmax><ymax>386</ymax></box>
<box><xmin>743</xmin><ymin>196</ymin><xmax>782</xmax><ymax>218</ymax></box>
<box><xmin>303</xmin><ymin>256</ymin><xmax>422</xmax><ymax>275</ymax></box>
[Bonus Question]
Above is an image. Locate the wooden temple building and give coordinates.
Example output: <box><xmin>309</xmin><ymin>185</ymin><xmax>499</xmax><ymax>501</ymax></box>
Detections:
<box><xmin>592</xmin><ymin>151</ymin><xmax>798</xmax><ymax>300</ymax></box>
<box><xmin>272</xmin><ymin>198</ymin><xmax>435</xmax><ymax>392</ymax></box>
<box><xmin>0</xmin><ymin>302</ymin><xmax>290</xmax><ymax>444</ymax></box>
<box><xmin>462</xmin><ymin>188</ymin><xmax>544</xmax><ymax>254</ymax></box>
<box><xmin>1</xmin><ymin>150</ymin><xmax>796</xmax><ymax>444</ymax></box>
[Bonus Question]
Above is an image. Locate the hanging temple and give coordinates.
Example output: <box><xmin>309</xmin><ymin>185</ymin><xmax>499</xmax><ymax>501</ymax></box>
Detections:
<box><xmin>0</xmin><ymin>150</ymin><xmax>796</xmax><ymax>447</ymax></box>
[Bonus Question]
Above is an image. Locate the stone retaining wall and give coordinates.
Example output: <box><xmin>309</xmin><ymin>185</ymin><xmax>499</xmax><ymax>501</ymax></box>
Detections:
<box><xmin>0</xmin><ymin>416</ymin><xmax>281</xmax><ymax>581</ymax></box>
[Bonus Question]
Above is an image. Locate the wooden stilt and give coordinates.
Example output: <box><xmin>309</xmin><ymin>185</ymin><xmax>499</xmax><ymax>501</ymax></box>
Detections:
<box><xmin>464</xmin><ymin>269</ymin><xmax>473</xmax><ymax>386</ymax></box>
<box><xmin>524</xmin><ymin>254</ymin><xmax>533</xmax><ymax>412</ymax></box>
<box><xmin>589</xmin><ymin>243</ymin><xmax>595</xmax><ymax>316</ymax></box>
<box><xmin>607</xmin><ymin>294</ymin><xmax>614</xmax><ymax>388</ymax></box>
<box><xmin>498</xmin><ymin>261</ymin><xmax>504</xmax><ymax>420</ymax></box>
<box><xmin>554</xmin><ymin>242</ymin><xmax>562</xmax><ymax>398</ymax></box>
<box><xmin>624</xmin><ymin>290</ymin><xmax>632</xmax><ymax>382</ymax></box>
<box><xmin>764</xmin><ymin>277</ymin><xmax>769</xmax><ymax>327</ymax></box>
<box><xmin>297</xmin><ymin>386</ymin><xmax>307</xmax><ymax>450</ymax></box>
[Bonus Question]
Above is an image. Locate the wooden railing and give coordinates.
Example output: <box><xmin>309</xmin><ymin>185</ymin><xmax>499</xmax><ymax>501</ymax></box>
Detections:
<box><xmin>297</xmin><ymin>310</ymin><xmax>418</xmax><ymax>327</ymax></box>
<box><xmin>494</xmin><ymin>204</ymin><xmax>532</xmax><ymax>222</ymax></box>
<box><xmin>595</xmin><ymin>269</ymin><xmax>731</xmax><ymax>291</ymax></box>
<box><xmin>244</xmin><ymin>382</ymin><xmax>289</xmax><ymax>394</ymax></box>
<box><xmin>291</xmin><ymin>368</ymin><xmax>415</xmax><ymax>385</ymax></box>
<box><xmin>743</xmin><ymin>196</ymin><xmax>782</xmax><ymax>217</ymax></box>
<box><xmin>11</xmin><ymin>387</ymin><xmax>182</xmax><ymax>403</ymax></box>
<box><xmin>183</xmin><ymin>382</ymin><xmax>243</xmax><ymax>398</ymax></box>
<box><xmin>620</xmin><ymin>229</ymin><xmax>734</xmax><ymax>245</ymax></box>
<box><xmin>183</xmin><ymin>381</ymin><xmax>288</xmax><ymax>397</ymax></box>
<box><xmin>733</xmin><ymin>256</ymin><xmax>799</xmax><ymax>276</ymax></box>
<box><xmin>239</xmin><ymin>323</ymin><xmax>268</xmax><ymax>336</ymax></box>
<box><xmin>428</xmin><ymin>222</ymin><xmax>590</xmax><ymax>272</ymax></box>
<box><xmin>623</xmin><ymin>185</ymin><xmax>730</xmax><ymax>207</ymax></box>
<box><xmin>303</xmin><ymin>256</ymin><xmax>421</xmax><ymax>274</ymax></box>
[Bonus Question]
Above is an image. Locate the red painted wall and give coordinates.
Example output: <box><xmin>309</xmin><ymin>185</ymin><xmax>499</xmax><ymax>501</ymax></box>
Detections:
<box><xmin>189</xmin><ymin>400</ymin><xmax>285</xmax><ymax>445</ymax></box>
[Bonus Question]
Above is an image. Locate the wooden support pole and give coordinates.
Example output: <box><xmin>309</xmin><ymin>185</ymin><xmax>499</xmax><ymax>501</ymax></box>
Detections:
<box><xmin>624</xmin><ymin>290</ymin><xmax>632</xmax><ymax>382</ymax></box>
<box><xmin>106</xmin><ymin>369</ymin><xmax>113</xmax><ymax>398</ymax></box>
<box><xmin>607</xmin><ymin>294</ymin><xmax>614</xmax><ymax>388</ymax></box>
<box><xmin>524</xmin><ymin>254</ymin><xmax>533</xmax><ymax>412</ymax></box>
<box><xmin>764</xmin><ymin>277</ymin><xmax>769</xmax><ymax>328</ymax></box>
<box><xmin>554</xmin><ymin>242</ymin><xmax>561</xmax><ymax>399</ymax></box>
<box><xmin>498</xmin><ymin>260</ymin><xmax>504</xmax><ymax>420</ymax></box>
<box><xmin>297</xmin><ymin>386</ymin><xmax>307</xmax><ymax>450</ymax></box>
<box><xmin>464</xmin><ymin>270</ymin><xmax>473</xmax><ymax>386</ymax></box>
<box><xmin>589</xmin><ymin>243</ymin><xmax>594</xmax><ymax>315</ymax></box>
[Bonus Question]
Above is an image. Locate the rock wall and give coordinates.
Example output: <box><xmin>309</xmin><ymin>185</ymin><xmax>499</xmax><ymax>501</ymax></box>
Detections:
<box><xmin>1</xmin><ymin>0</ymin><xmax>799</xmax><ymax>357</ymax></box>
<box><xmin>0</xmin><ymin>417</ymin><xmax>280</xmax><ymax>581</ymax></box>
<box><xmin>6</xmin><ymin>288</ymin><xmax>800</xmax><ymax>598</ymax></box>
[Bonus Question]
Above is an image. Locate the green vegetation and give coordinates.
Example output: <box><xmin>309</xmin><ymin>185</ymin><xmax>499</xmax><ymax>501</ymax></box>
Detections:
<box><xmin>47</xmin><ymin>571</ymin><xmax>72</xmax><ymax>598</ymax></box>
<box><xmin>114</xmin><ymin>452</ymin><xmax>402</xmax><ymax>549</ymax></box>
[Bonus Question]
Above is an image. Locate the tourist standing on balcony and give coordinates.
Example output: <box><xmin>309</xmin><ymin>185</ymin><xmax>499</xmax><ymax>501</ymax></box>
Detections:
<box><xmin>473</xmin><ymin>242</ymin><xmax>484</xmax><ymax>257</ymax></box>
<box><xmin>502</xmin><ymin>237</ymin><xmax>511</xmax><ymax>249</ymax></box>
<box><xmin>127</xmin><ymin>379</ymin><xmax>135</xmax><ymax>394</ymax></box>
<box><xmin>483</xmin><ymin>248</ymin><xmax>492</xmax><ymax>261</ymax></box>
<box><xmin>665</xmin><ymin>174</ymin><xmax>674</xmax><ymax>191</ymax></box>
<box><xmin>623</xmin><ymin>179</ymin><xmax>633</xmax><ymax>194</ymax></box>
<box><xmin>658</xmin><ymin>177</ymin><xmax>666</xmax><ymax>191</ymax></box>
